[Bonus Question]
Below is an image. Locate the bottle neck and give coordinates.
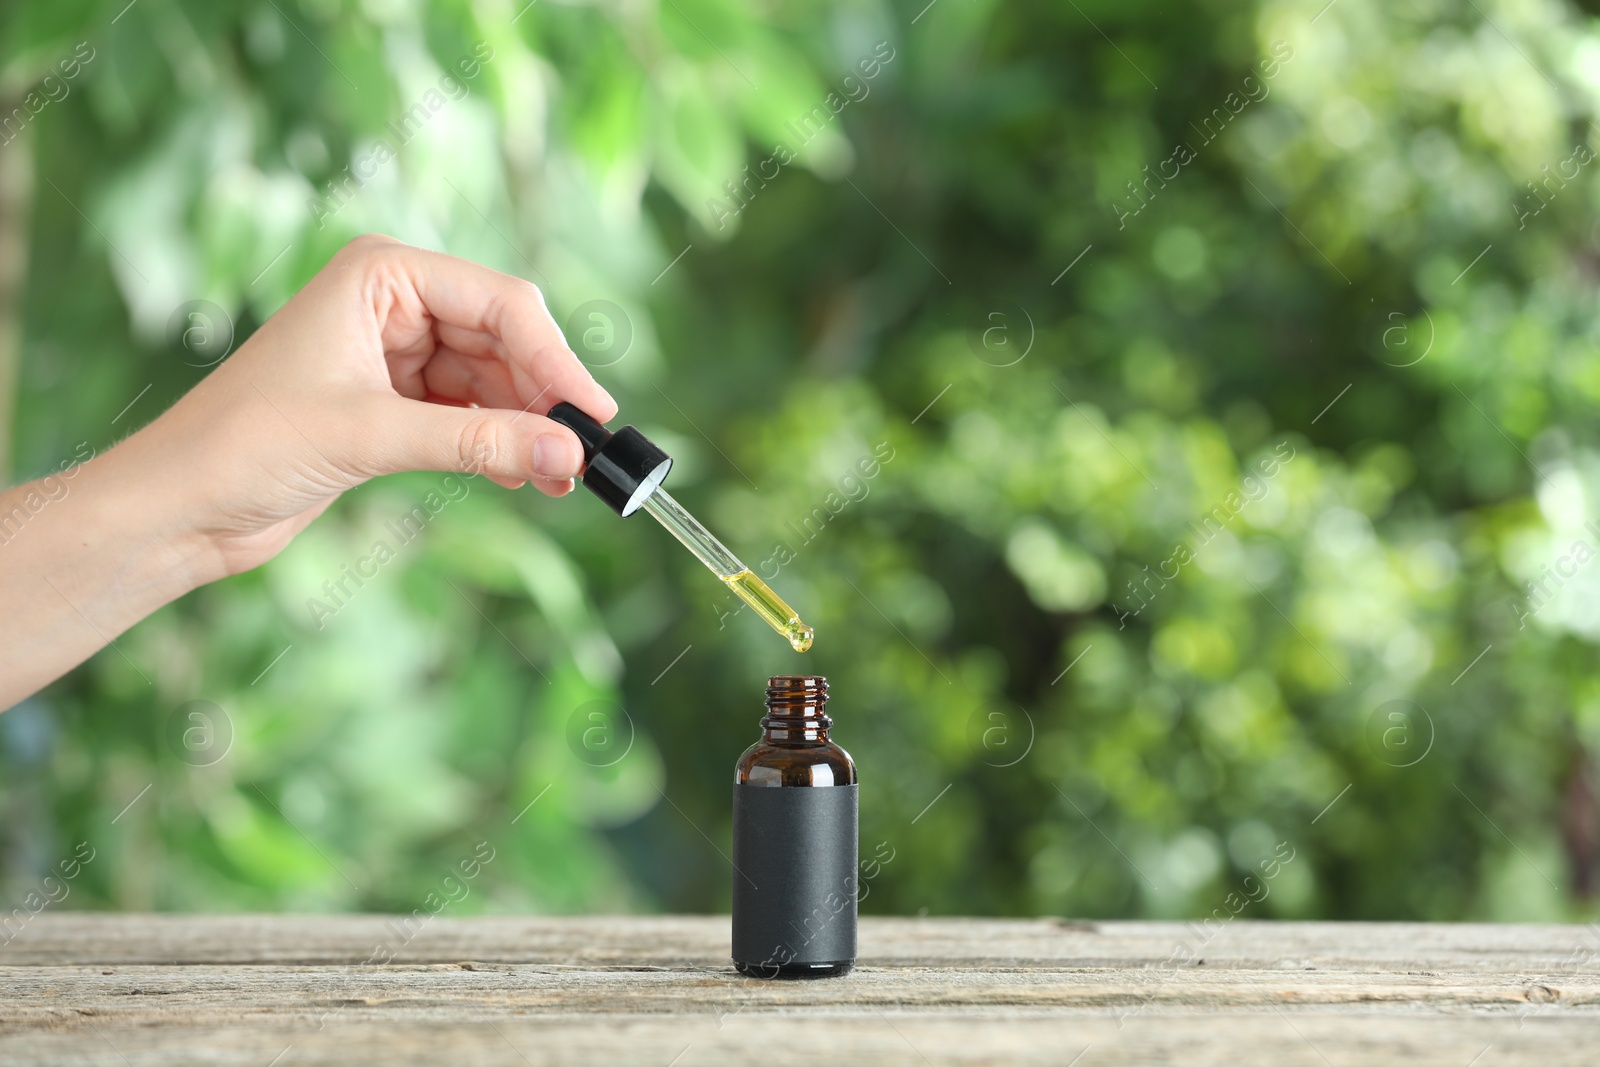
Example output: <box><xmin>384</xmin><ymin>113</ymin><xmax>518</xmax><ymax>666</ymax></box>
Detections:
<box><xmin>762</xmin><ymin>675</ymin><xmax>831</xmax><ymax>744</ymax></box>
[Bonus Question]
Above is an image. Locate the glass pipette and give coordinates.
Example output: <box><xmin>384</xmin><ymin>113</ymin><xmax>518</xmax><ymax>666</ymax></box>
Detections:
<box><xmin>639</xmin><ymin>487</ymin><xmax>814</xmax><ymax>652</ymax></box>
<box><xmin>546</xmin><ymin>402</ymin><xmax>815</xmax><ymax>653</ymax></box>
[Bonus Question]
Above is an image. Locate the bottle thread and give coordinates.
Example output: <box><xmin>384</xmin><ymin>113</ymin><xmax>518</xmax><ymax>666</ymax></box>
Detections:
<box><xmin>763</xmin><ymin>675</ymin><xmax>830</xmax><ymax>742</ymax></box>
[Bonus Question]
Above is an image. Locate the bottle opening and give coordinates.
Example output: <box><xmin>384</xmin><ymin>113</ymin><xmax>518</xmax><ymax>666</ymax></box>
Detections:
<box><xmin>764</xmin><ymin>675</ymin><xmax>830</xmax><ymax>738</ymax></box>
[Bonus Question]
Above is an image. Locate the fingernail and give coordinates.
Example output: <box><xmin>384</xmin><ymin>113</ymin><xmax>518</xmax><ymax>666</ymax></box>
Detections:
<box><xmin>533</xmin><ymin>434</ymin><xmax>582</xmax><ymax>478</ymax></box>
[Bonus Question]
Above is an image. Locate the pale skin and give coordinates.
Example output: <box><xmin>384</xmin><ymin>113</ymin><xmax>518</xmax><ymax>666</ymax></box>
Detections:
<box><xmin>0</xmin><ymin>235</ymin><xmax>617</xmax><ymax>708</ymax></box>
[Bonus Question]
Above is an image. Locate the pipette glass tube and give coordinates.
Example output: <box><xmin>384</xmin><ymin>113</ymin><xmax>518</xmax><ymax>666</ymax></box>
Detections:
<box><xmin>543</xmin><ymin>401</ymin><xmax>814</xmax><ymax>653</ymax></box>
<box><xmin>640</xmin><ymin>488</ymin><xmax>815</xmax><ymax>653</ymax></box>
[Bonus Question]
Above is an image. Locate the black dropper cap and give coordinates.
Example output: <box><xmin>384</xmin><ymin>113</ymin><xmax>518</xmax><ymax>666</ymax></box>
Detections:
<box><xmin>546</xmin><ymin>402</ymin><xmax>673</xmax><ymax>517</ymax></box>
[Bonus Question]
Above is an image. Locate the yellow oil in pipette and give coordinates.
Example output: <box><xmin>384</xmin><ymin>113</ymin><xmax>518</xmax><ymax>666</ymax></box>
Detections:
<box><xmin>722</xmin><ymin>568</ymin><xmax>815</xmax><ymax>652</ymax></box>
<box><xmin>639</xmin><ymin>487</ymin><xmax>814</xmax><ymax>652</ymax></box>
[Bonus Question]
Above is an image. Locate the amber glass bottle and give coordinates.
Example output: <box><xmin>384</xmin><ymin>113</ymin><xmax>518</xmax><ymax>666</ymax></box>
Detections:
<box><xmin>731</xmin><ymin>675</ymin><xmax>858</xmax><ymax>978</ymax></box>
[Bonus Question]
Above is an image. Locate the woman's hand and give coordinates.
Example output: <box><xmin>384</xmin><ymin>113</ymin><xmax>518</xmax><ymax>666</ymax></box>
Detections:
<box><xmin>0</xmin><ymin>235</ymin><xmax>615</xmax><ymax>707</ymax></box>
<box><xmin>128</xmin><ymin>234</ymin><xmax>616</xmax><ymax>577</ymax></box>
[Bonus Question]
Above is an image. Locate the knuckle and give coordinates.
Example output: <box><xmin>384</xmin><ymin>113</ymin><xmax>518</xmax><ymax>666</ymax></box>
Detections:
<box><xmin>492</xmin><ymin>277</ymin><xmax>546</xmax><ymax>322</ymax></box>
<box><xmin>514</xmin><ymin>276</ymin><xmax>544</xmax><ymax>303</ymax></box>
<box><xmin>484</xmin><ymin>278</ymin><xmax>548</xmax><ymax>343</ymax></box>
<box><xmin>456</xmin><ymin>414</ymin><xmax>504</xmax><ymax>476</ymax></box>
<box><xmin>340</xmin><ymin>233</ymin><xmax>401</xmax><ymax>264</ymax></box>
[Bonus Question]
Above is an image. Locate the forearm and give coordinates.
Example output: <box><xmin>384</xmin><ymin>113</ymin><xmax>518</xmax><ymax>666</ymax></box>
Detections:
<box><xmin>0</xmin><ymin>447</ymin><xmax>217</xmax><ymax>708</ymax></box>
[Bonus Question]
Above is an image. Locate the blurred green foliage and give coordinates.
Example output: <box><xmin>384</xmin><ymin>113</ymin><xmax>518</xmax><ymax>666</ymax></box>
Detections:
<box><xmin>5</xmin><ymin>0</ymin><xmax>1600</xmax><ymax>924</ymax></box>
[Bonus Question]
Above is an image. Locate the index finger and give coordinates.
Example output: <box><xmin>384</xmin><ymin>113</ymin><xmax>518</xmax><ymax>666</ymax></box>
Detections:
<box><xmin>367</xmin><ymin>238</ymin><xmax>620</xmax><ymax>424</ymax></box>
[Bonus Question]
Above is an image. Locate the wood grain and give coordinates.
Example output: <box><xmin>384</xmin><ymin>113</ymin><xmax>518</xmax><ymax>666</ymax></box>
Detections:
<box><xmin>3</xmin><ymin>916</ymin><xmax>1599</xmax><ymax>1065</ymax></box>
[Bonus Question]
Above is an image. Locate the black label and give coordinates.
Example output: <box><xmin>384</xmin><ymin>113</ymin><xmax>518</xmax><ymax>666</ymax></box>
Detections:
<box><xmin>731</xmin><ymin>783</ymin><xmax>858</xmax><ymax>967</ymax></box>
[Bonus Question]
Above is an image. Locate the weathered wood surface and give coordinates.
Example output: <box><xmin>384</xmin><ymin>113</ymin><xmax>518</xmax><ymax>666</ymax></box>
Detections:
<box><xmin>4</xmin><ymin>916</ymin><xmax>1600</xmax><ymax>1065</ymax></box>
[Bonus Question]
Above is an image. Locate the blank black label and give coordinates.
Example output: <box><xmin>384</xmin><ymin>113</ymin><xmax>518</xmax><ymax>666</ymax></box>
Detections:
<box><xmin>731</xmin><ymin>783</ymin><xmax>858</xmax><ymax>966</ymax></box>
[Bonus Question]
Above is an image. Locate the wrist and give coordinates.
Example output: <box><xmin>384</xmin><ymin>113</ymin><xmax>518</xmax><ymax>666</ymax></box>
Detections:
<box><xmin>78</xmin><ymin>438</ymin><xmax>231</xmax><ymax>596</ymax></box>
<box><xmin>39</xmin><ymin>442</ymin><xmax>224</xmax><ymax>626</ymax></box>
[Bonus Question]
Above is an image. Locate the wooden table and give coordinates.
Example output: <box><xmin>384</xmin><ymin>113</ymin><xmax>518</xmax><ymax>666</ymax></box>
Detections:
<box><xmin>3</xmin><ymin>916</ymin><xmax>1597</xmax><ymax>1064</ymax></box>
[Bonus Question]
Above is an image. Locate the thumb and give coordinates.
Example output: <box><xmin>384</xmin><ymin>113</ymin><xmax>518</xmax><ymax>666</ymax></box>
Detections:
<box><xmin>363</xmin><ymin>394</ymin><xmax>587</xmax><ymax>485</ymax></box>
